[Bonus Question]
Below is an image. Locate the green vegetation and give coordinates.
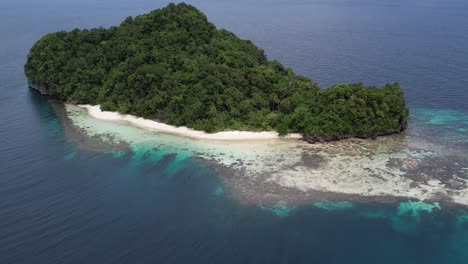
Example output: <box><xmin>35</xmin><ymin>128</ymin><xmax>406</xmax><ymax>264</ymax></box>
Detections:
<box><xmin>25</xmin><ymin>3</ymin><xmax>409</xmax><ymax>142</ymax></box>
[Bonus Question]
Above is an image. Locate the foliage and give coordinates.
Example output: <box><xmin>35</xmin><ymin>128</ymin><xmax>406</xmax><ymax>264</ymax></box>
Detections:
<box><xmin>25</xmin><ymin>3</ymin><xmax>409</xmax><ymax>140</ymax></box>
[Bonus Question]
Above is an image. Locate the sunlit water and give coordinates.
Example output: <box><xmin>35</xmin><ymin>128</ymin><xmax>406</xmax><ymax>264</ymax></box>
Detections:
<box><xmin>0</xmin><ymin>0</ymin><xmax>467</xmax><ymax>263</ymax></box>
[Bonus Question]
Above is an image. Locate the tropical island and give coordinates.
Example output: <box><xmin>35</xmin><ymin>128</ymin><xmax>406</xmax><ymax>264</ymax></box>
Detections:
<box><xmin>25</xmin><ymin>3</ymin><xmax>409</xmax><ymax>142</ymax></box>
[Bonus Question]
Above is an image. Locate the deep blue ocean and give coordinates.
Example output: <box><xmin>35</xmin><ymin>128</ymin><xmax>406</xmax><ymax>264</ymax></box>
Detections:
<box><xmin>1</xmin><ymin>0</ymin><xmax>467</xmax><ymax>263</ymax></box>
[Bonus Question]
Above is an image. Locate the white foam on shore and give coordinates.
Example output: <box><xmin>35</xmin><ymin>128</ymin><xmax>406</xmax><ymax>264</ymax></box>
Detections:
<box><xmin>79</xmin><ymin>105</ymin><xmax>302</xmax><ymax>141</ymax></box>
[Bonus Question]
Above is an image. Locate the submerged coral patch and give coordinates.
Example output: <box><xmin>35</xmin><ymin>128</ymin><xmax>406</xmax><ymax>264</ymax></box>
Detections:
<box><xmin>63</xmin><ymin>152</ymin><xmax>77</xmax><ymax>160</ymax></box>
<box><xmin>259</xmin><ymin>203</ymin><xmax>296</xmax><ymax>217</ymax></box>
<box><xmin>64</xmin><ymin>103</ymin><xmax>468</xmax><ymax>207</ymax></box>
<box><xmin>456</xmin><ymin>213</ymin><xmax>468</xmax><ymax>224</ymax></box>
<box><xmin>314</xmin><ymin>201</ymin><xmax>354</xmax><ymax>211</ymax></box>
<box><xmin>397</xmin><ymin>201</ymin><xmax>441</xmax><ymax>217</ymax></box>
<box><xmin>212</xmin><ymin>186</ymin><xmax>225</xmax><ymax>196</ymax></box>
<box><xmin>413</xmin><ymin>108</ymin><xmax>468</xmax><ymax>133</ymax></box>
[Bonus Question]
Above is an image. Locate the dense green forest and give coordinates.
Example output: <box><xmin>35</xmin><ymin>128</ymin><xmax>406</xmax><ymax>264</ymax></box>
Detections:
<box><xmin>25</xmin><ymin>3</ymin><xmax>409</xmax><ymax>142</ymax></box>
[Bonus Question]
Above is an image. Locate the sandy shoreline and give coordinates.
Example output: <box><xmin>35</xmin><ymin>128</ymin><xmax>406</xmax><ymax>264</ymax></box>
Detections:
<box><xmin>66</xmin><ymin>104</ymin><xmax>468</xmax><ymax>207</ymax></box>
<box><xmin>79</xmin><ymin>105</ymin><xmax>302</xmax><ymax>141</ymax></box>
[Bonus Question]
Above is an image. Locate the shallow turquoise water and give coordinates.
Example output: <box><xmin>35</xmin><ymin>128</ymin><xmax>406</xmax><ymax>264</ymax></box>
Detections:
<box><xmin>1</xmin><ymin>96</ymin><xmax>468</xmax><ymax>262</ymax></box>
<box><xmin>412</xmin><ymin>108</ymin><xmax>468</xmax><ymax>136</ymax></box>
<box><xmin>314</xmin><ymin>201</ymin><xmax>355</xmax><ymax>211</ymax></box>
<box><xmin>259</xmin><ymin>203</ymin><xmax>296</xmax><ymax>217</ymax></box>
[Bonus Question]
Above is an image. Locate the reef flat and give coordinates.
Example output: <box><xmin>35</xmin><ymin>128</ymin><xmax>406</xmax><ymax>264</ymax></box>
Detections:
<box><xmin>62</xmin><ymin>103</ymin><xmax>468</xmax><ymax>207</ymax></box>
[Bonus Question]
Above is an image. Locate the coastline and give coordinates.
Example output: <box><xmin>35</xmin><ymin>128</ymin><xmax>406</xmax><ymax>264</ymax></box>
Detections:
<box><xmin>78</xmin><ymin>104</ymin><xmax>303</xmax><ymax>141</ymax></box>
<box><xmin>64</xmin><ymin>103</ymin><xmax>468</xmax><ymax>207</ymax></box>
<box><xmin>27</xmin><ymin>81</ymin><xmax>407</xmax><ymax>143</ymax></box>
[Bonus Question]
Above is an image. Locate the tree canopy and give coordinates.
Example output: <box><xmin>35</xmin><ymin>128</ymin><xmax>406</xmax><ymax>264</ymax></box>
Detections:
<box><xmin>25</xmin><ymin>3</ymin><xmax>409</xmax><ymax>142</ymax></box>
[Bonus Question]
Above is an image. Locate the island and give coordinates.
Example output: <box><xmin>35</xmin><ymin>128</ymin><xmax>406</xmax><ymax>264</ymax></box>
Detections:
<box><xmin>25</xmin><ymin>2</ymin><xmax>409</xmax><ymax>142</ymax></box>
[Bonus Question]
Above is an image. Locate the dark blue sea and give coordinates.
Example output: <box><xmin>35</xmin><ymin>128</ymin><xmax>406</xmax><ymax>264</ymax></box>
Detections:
<box><xmin>1</xmin><ymin>0</ymin><xmax>467</xmax><ymax>263</ymax></box>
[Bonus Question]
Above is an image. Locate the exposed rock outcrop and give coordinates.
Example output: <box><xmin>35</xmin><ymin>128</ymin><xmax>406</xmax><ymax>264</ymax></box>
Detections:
<box><xmin>28</xmin><ymin>79</ymin><xmax>49</xmax><ymax>95</ymax></box>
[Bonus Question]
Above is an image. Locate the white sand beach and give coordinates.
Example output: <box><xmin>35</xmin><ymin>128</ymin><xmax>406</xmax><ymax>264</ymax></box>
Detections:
<box><xmin>67</xmin><ymin>104</ymin><xmax>468</xmax><ymax>206</ymax></box>
<box><xmin>79</xmin><ymin>105</ymin><xmax>302</xmax><ymax>141</ymax></box>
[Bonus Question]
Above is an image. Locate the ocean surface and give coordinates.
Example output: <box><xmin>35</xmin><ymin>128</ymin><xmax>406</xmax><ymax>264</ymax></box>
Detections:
<box><xmin>1</xmin><ymin>0</ymin><xmax>468</xmax><ymax>263</ymax></box>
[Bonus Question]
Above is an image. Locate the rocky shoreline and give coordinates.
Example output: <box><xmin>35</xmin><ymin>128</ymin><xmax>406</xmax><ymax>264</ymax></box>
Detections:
<box><xmin>28</xmin><ymin>79</ymin><xmax>50</xmax><ymax>95</ymax></box>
